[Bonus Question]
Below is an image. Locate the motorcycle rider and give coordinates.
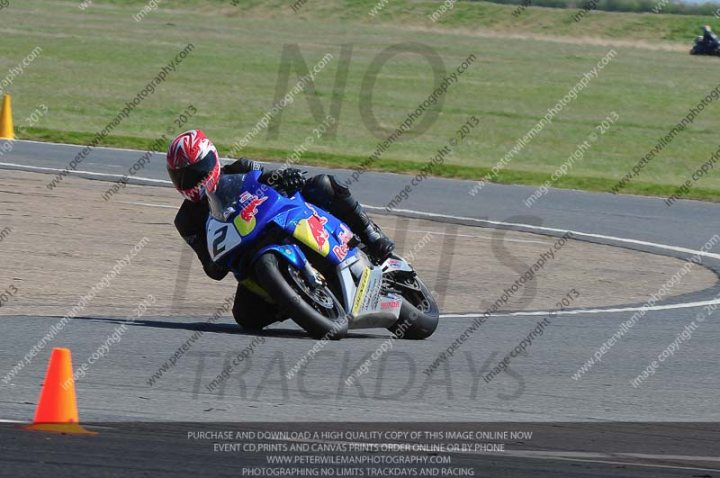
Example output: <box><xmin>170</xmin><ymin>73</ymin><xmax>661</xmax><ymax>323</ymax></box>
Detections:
<box><xmin>702</xmin><ymin>25</ymin><xmax>719</xmax><ymax>48</ymax></box>
<box><xmin>167</xmin><ymin>129</ymin><xmax>394</xmax><ymax>329</ymax></box>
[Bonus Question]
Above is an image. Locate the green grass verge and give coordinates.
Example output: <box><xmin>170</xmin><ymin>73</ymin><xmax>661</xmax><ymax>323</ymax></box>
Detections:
<box><xmin>95</xmin><ymin>0</ymin><xmax>720</xmax><ymax>43</ymax></box>
<box><xmin>4</xmin><ymin>0</ymin><xmax>720</xmax><ymax>202</ymax></box>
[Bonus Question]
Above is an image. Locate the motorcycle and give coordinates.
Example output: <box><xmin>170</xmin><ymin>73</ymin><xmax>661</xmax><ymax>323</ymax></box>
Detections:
<box><xmin>204</xmin><ymin>170</ymin><xmax>439</xmax><ymax>340</ymax></box>
<box><xmin>690</xmin><ymin>35</ymin><xmax>720</xmax><ymax>56</ymax></box>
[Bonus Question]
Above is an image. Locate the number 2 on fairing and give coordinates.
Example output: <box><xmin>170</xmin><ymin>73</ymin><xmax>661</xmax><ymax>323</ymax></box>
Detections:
<box><xmin>212</xmin><ymin>225</ymin><xmax>228</xmax><ymax>257</ymax></box>
<box><xmin>207</xmin><ymin>217</ymin><xmax>244</xmax><ymax>261</ymax></box>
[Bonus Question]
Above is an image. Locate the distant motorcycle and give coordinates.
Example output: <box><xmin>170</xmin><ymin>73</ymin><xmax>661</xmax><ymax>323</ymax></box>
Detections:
<box><xmin>690</xmin><ymin>35</ymin><xmax>720</xmax><ymax>56</ymax></box>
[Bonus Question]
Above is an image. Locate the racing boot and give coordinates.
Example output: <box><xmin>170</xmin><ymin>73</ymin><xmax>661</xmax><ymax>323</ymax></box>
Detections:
<box><xmin>349</xmin><ymin>204</ymin><xmax>395</xmax><ymax>262</ymax></box>
<box><xmin>302</xmin><ymin>174</ymin><xmax>395</xmax><ymax>262</ymax></box>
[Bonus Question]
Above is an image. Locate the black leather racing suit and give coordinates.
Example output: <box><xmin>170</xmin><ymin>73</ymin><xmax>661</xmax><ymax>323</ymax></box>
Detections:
<box><xmin>703</xmin><ymin>28</ymin><xmax>719</xmax><ymax>48</ymax></box>
<box><xmin>174</xmin><ymin>158</ymin><xmax>392</xmax><ymax>329</ymax></box>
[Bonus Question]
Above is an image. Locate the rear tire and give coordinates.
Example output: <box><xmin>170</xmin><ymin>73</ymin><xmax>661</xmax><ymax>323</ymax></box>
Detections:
<box><xmin>387</xmin><ymin>276</ymin><xmax>439</xmax><ymax>340</ymax></box>
<box><xmin>254</xmin><ymin>253</ymin><xmax>348</xmax><ymax>339</ymax></box>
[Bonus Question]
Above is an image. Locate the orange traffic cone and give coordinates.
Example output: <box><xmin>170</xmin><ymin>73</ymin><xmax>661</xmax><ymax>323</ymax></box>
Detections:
<box><xmin>0</xmin><ymin>95</ymin><xmax>14</xmax><ymax>140</ymax></box>
<box><xmin>26</xmin><ymin>348</ymin><xmax>95</xmax><ymax>435</ymax></box>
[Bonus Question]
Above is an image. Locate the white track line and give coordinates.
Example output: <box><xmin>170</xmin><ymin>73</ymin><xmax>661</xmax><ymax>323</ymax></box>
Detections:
<box><xmin>363</xmin><ymin>205</ymin><xmax>720</xmax><ymax>262</ymax></box>
<box><xmin>385</xmin><ymin>226</ymin><xmax>550</xmax><ymax>245</ymax></box>
<box><xmin>4</xmin><ymin>161</ymin><xmax>719</xmax><ymax>318</ymax></box>
<box><xmin>0</xmin><ymin>161</ymin><xmax>170</xmax><ymax>185</ymax></box>
<box><xmin>444</xmin><ymin>297</ymin><xmax>720</xmax><ymax>318</ymax></box>
<box><xmin>121</xmin><ymin>201</ymin><xmax>175</xmax><ymax>209</ymax></box>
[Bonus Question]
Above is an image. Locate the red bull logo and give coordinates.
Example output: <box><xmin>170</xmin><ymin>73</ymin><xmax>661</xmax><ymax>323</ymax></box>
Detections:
<box><xmin>293</xmin><ymin>204</ymin><xmax>331</xmax><ymax>256</ymax></box>
<box><xmin>235</xmin><ymin>194</ymin><xmax>267</xmax><ymax>236</ymax></box>
<box><xmin>240</xmin><ymin>196</ymin><xmax>267</xmax><ymax>222</ymax></box>
<box><xmin>332</xmin><ymin>225</ymin><xmax>354</xmax><ymax>261</ymax></box>
<box><xmin>307</xmin><ymin>208</ymin><xmax>329</xmax><ymax>248</ymax></box>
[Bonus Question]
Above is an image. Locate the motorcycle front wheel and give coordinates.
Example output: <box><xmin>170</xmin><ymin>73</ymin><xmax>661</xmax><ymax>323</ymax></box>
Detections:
<box><xmin>254</xmin><ymin>252</ymin><xmax>348</xmax><ymax>340</ymax></box>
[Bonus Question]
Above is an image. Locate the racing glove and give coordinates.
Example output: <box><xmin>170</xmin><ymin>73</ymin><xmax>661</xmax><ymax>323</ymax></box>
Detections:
<box><xmin>222</xmin><ymin>157</ymin><xmax>263</xmax><ymax>175</ymax></box>
<box><xmin>261</xmin><ymin>168</ymin><xmax>307</xmax><ymax>196</ymax></box>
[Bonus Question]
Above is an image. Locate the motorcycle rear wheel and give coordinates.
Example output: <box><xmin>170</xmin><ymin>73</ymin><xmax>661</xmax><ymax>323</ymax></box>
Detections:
<box><xmin>386</xmin><ymin>274</ymin><xmax>439</xmax><ymax>340</ymax></box>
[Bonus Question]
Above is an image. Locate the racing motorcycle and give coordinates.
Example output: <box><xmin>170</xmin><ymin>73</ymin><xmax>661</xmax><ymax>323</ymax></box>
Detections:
<box><xmin>205</xmin><ymin>170</ymin><xmax>439</xmax><ymax>340</ymax></box>
<box><xmin>691</xmin><ymin>35</ymin><xmax>720</xmax><ymax>56</ymax></box>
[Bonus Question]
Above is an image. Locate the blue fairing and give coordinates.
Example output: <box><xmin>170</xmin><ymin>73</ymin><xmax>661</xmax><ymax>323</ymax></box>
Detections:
<box><xmin>255</xmin><ymin>244</ymin><xmax>307</xmax><ymax>271</ymax></box>
<box><xmin>205</xmin><ymin>170</ymin><xmax>358</xmax><ymax>279</ymax></box>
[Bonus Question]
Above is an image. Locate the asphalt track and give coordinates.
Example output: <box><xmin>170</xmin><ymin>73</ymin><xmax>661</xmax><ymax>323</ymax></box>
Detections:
<box><xmin>1</xmin><ymin>140</ymin><xmax>719</xmax><ymax>477</ymax></box>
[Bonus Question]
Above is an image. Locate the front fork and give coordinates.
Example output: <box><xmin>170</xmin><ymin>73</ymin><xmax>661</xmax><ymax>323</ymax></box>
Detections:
<box><xmin>302</xmin><ymin>261</ymin><xmax>323</xmax><ymax>288</ymax></box>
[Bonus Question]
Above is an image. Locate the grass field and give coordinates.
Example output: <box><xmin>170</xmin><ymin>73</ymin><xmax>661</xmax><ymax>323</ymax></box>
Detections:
<box><xmin>4</xmin><ymin>0</ymin><xmax>720</xmax><ymax>200</ymax></box>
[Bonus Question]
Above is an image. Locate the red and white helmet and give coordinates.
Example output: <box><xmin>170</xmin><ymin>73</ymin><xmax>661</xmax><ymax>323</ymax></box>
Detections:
<box><xmin>166</xmin><ymin>130</ymin><xmax>220</xmax><ymax>202</ymax></box>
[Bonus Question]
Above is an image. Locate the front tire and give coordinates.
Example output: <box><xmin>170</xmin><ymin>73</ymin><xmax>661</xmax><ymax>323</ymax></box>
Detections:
<box><xmin>253</xmin><ymin>253</ymin><xmax>348</xmax><ymax>339</ymax></box>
